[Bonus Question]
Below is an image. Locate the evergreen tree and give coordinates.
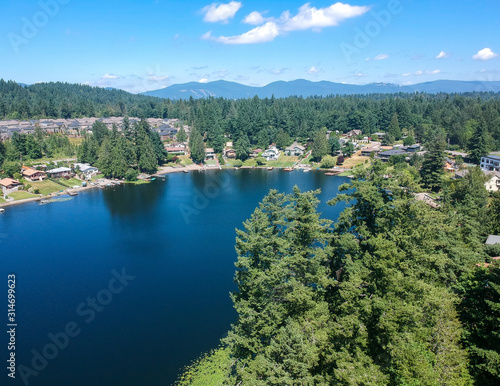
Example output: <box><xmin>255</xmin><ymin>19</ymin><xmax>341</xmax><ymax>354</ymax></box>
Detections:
<box><xmin>328</xmin><ymin>136</ymin><xmax>341</xmax><ymax>155</ymax></box>
<box><xmin>311</xmin><ymin>129</ymin><xmax>328</xmax><ymax>161</ymax></box>
<box><xmin>96</xmin><ymin>138</ymin><xmax>113</xmax><ymax>177</ymax></box>
<box><xmin>176</xmin><ymin>125</ymin><xmax>187</xmax><ymax>143</ymax></box>
<box><xmin>235</xmin><ymin>133</ymin><xmax>251</xmax><ymax>160</ymax></box>
<box><xmin>468</xmin><ymin>120</ymin><xmax>489</xmax><ymax>164</ymax></box>
<box><xmin>189</xmin><ymin>127</ymin><xmax>205</xmax><ymax>164</ymax></box>
<box><xmin>388</xmin><ymin>112</ymin><xmax>402</xmax><ymax>140</ymax></box>
<box><xmin>420</xmin><ymin>133</ymin><xmax>446</xmax><ymax>192</ymax></box>
<box><xmin>138</xmin><ymin>133</ymin><xmax>158</xmax><ymax>173</ymax></box>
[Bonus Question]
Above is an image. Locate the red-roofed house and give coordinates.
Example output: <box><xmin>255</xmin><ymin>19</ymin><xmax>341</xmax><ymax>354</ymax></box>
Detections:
<box><xmin>0</xmin><ymin>178</ymin><xmax>21</xmax><ymax>189</ymax></box>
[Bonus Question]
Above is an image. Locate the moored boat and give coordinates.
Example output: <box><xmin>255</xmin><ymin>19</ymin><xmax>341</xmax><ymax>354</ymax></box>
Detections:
<box><xmin>283</xmin><ymin>167</ymin><xmax>293</xmax><ymax>171</ymax></box>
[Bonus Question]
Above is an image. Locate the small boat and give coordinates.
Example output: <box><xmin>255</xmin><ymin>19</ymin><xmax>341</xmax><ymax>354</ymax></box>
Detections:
<box><xmin>151</xmin><ymin>178</ymin><xmax>156</xmax><ymax>181</ymax></box>
<box><xmin>0</xmin><ymin>208</ymin><xmax>5</xmax><ymax>213</ymax></box>
<box><xmin>303</xmin><ymin>168</ymin><xmax>311</xmax><ymax>172</ymax></box>
<box><xmin>183</xmin><ymin>170</ymin><xmax>189</xmax><ymax>173</ymax></box>
<box><xmin>283</xmin><ymin>167</ymin><xmax>293</xmax><ymax>171</ymax></box>
<box><xmin>267</xmin><ymin>167</ymin><xmax>273</xmax><ymax>170</ymax></box>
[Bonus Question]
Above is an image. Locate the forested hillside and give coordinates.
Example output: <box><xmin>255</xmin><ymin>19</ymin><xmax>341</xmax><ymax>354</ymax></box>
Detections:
<box><xmin>178</xmin><ymin>164</ymin><xmax>500</xmax><ymax>385</ymax></box>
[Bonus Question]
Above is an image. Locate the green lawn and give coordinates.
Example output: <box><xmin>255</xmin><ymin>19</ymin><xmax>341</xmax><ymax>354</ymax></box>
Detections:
<box><xmin>266</xmin><ymin>155</ymin><xmax>299</xmax><ymax>168</ymax></box>
<box><xmin>0</xmin><ymin>197</ymin><xmax>6</xmax><ymax>203</ymax></box>
<box><xmin>179</xmin><ymin>155</ymin><xmax>193</xmax><ymax>166</ymax></box>
<box><xmin>56</xmin><ymin>178</ymin><xmax>83</xmax><ymax>187</ymax></box>
<box><xmin>92</xmin><ymin>174</ymin><xmax>105</xmax><ymax>180</ymax></box>
<box><xmin>123</xmin><ymin>179</ymin><xmax>150</xmax><ymax>185</ymax></box>
<box><xmin>8</xmin><ymin>191</ymin><xmax>39</xmax><ymax>201</ymax></box>
<box><xmin>31</xmin><ymin>180</ymin><xmax>66</xmax><ymax>195</ymax></box>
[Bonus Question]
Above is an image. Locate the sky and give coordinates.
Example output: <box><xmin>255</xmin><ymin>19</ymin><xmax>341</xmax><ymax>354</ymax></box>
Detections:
<box><xmin>0</xmin><ymin>0</ymin><xmax>499</xmax><ymax>93</ymax></box>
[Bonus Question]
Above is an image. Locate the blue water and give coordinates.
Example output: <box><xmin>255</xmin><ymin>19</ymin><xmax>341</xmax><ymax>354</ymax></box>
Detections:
<box><xmin>0</xmin><ymin>169</ymin><xmax>349</xmax><ymax>386</ymax></box>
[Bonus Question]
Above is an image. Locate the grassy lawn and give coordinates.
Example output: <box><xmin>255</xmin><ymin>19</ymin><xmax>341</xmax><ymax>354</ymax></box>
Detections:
<box><xmin>55</xmin><ymin>178</ymin><xmax>83</xmax><ymax>187</ymax></box>
<box><xmin>31</xmin><ymin>180</ymin><xmax>66</xmax><ymax>195</ymax></box>
<box><xmin>0</xmin><ymin>197</ymin><xmax>6</xmax><ymax>203</ymax></box>
<box><xmin>205</xmin><ymin>160</ymin><xmax>218</xmax><ymax>166</ymax></box>
<box><xmin>341</xmin><ymin>154</ymin><xmax>370</xmax><ymax>169</ymax></box>
<box><xmin>92</xmin><ymin>174</ymin><xmax>105</xmax><ymax>180</ymax></box>
<box><xmin>178</xmin><ymin>155</ymin><xmax>193</xmax><ymax>166</ymax></box>
<box><xmin>8</xmin><ymin>191</ymin><xmax>39</xmax><ymax>201</ymax></box>
<box><xmin>123</xmin><ymin>179</ymin><xmax>150</xmax><ymax>185</ymax></box>
<box><xmin>266</xmin><ymin>155</ymin><xmax>299</xmax><ymax>168</ymax></box>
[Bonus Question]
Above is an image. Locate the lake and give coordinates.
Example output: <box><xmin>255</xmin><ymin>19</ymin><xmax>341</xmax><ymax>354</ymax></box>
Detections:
<box><xmin>0</xmin><ymin>169</ymin><xmax>349</xmax><ymax>386</ymax></box>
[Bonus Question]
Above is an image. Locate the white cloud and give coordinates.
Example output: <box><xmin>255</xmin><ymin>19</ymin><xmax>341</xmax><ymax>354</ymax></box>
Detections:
<box><xmin>307</xmin><ymin>66</ymin><xmax>321</xmax><ymax>75</ymax></box>
<box><xmin>473</xmin><ymin>47</ymin><xmax>498</xmax><ymax>61</ymax></box>
<box><xmin>102</xmin><ymin>74</ymin><xmax>120</xmax><ymax>79</ymax></box>
<box><xmin>403</xmin><ymin>69</ymin><xmax>441</xmax><ymax>77</ymax></box>
<box><xmin>147</xmin><ymin>74</ymin><xmax>169</xmax><ymax>81</ymax></box>
<box><xmin>199</xmin><ymin>78</ymin><xmax>209</xmax><ymax>83</ymax></box>
<box><xmin>205</xmin><ymin>22</ymin><xmax>280</xmax><ymax>44</ymax></box>
<box><xmin>202</xmin><ymin>1</ymin><xmax>242</xmax><ymax>23</ymax></box>
<box><xmin>243</xmin><ymin>11</ymin><xmax>266</xmax><ymax>25</ymax></box>
<box><xmin>436</xmin><ymin>51</ymin><xmax>449</xmax><ymax>59</ymax></box>
<box><xmin>280</xmin><ymin>3</ymin><xmax>370</xmax><ymax>32</ymax></box>
<box><xmin>374</xmin><ymin>53</ymin><xmax>389</xmax><ymax>60</ymax></box>
<box><xmin>203</xmin><ymin>2</ymin><xmax>370</xmax><ymax>44</ymax></box>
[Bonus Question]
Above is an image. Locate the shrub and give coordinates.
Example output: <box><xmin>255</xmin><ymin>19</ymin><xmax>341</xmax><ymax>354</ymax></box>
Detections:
<box><xmin>233</xmin><ymin>160</ymin><xmax>243</xmax><ymax>168</ymax></box>
<box><xmin>337</xmin><ymin>155</ymin><xmax>345</xmax><ymax>165</ymax></box>
<box><xmin>255</xmin><ymin>157</ymin><xmax>266</xmax><ymax>166</ymax></box>
<box><xmin>320</xmin><ymin>155</ymin><xmax>336</xmax><ymax>168</ymax></box>
<box><xmin>125</xmin><ymin>168</ymin><xmax>138</xmax><ymax>182</ymax></box>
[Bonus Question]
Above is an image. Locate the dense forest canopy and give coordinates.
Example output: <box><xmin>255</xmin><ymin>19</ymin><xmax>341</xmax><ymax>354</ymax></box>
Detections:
<box><xmin>178</xmin><ymin>164</ymin><xmax>500</xmax><ymax>385</ymax></box>
<box><xmin>2</xmin><ymin>80</ymin><xmax>500</xmax><ymax>152</ymax></box>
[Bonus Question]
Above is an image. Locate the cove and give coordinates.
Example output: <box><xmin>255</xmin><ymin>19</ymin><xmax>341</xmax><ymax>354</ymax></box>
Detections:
<box><xmin>0</xmin><ymin>169</ymin><xmax>349</xmax><ymax>385</ymax></box>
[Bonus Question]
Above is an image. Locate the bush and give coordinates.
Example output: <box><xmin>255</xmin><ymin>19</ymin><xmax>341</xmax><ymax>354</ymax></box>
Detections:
<box><xmin>255</xmin><ymin>157</ymin><xmax>266</xmax><ymax>166</ymax></box>
<box><xmin>320</xmin><ymin>155</ymin><xmax>336</xmax><ymax>168</ymax></box>
<box><xmin>125</xmin><ymin>168</ymin><xmax>138</xmax><ymax>182</ymax></box>
<box><xmin>233</xmin><ymin>160</ymin><xmax>243</xmax><ymax>168</ymax></box>
<box><xmin>337</xmin><ymin>155</ymin><xmax>345</xmax><ymax>165</ymax></box>
<box><xmin>33</xmin><ymin>189</ymin><xmax>40</xmax><ymax>194</ymax></box>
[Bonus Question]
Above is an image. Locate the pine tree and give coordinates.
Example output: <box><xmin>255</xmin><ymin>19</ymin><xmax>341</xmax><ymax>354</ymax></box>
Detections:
<box><xmin>388</xmin><ymin>112</ymin><xmax>402</xmax><ymax>140</ymax></box>
<box><xmin>176</xmin><ymin>125</ymin><xmax>187</xmax><ymax>143</ymax></box>
<box><xmin>235</xmin><ymin>133</ymin><xmax>251</xmax><ymax>160</ymax></box>
<box><xmin>311</xmin><ymin>129</ymin><xmax>328</xmax><ymax>161</ymax></box>
<box><xmin>468</xmin><ymin>120</ymin><xmax>488</xmax><ymax>164</ymax></box>
<box><xmin>420</xmin><ymin>133</ymin><xmax>446</xmax><ymax>192</ymax></box>
<box><xmin>189</xmin><ymin>127</ymin><xmax>205</xmax><ymax>164</ymax></box>
<box><xmin>138</xmin><ymin>133</ymin><xmax>158</xmax><ymax>173</ymax></box>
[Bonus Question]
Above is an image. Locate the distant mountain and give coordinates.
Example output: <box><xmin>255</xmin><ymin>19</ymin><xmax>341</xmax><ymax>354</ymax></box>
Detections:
<box><xmin>143</xmin><ymin>79</ymin><xmax>500</xmax><ymax>100</ymax></box>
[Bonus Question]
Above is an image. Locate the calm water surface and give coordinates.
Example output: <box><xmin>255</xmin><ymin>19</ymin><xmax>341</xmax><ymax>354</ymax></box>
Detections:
<box><xmin>0</xmin><ymin>169</ymin><xmax>348</xmax><ymax>386</ymax></box>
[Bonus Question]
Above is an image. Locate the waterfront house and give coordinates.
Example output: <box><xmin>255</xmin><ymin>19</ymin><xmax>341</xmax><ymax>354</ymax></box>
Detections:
<box><xmin>484</xmin><ymin>171</ymin><xmax>500</xmax><ymax>192</ymax></box>
<box><xmin>376</xmin><ymin>149</ymin><xmax>409</xmax><ymax>162</ymax></box>
<box><xmin>0</xmin><ymin>178</ymin><xmax>21</xmax><ymax>189</ymax></box>
<box><xmin>166</xmin><ymin>147</ymin><xmax>186</xmax><ymax>155</ymax></box>
<box><xmin>74</xmin><ymin>163</ymin><xmax>99</xmax><ymax>178</ymax></box>
<box><xmin>250</xmin><ymin>149</ymin><xmax>262</xmax><ymax>158</ymax></box>
<box><xmin>47</xmin><ymin>167</ymin><xmax>73</xmax><ymax>178</ymax></box>
<box><xmin>22</xmin><ymin>168</ymin><xmax>47</xmax><ymax>181</ymax></box>
<box><xmin>224</xmin><ymin>148</ymin><xmax>237</xmax><ymax>159</ymax></box>
<box><xmin>285</xmin><ymin>142</ymin><xmax>306</xmax><ymax>157</ymax></box>
<box><xmin>345</xmin><ymin>129</ymin><xmax>362</xmax><ymax>138</ymax></box>
<box><xmin>480</xmin><ymin>155</ymin><xmax>500</xmax><ymax>172</ymax></box>
<box><xmin>361</xmin><ymin>146</ymin><xmax>381</xmax><ymax>157</ymax></box>
<box><xmin>205</xmin><ymin>148</ymin><xmax>216</xmax><ymax>161</ymax></box>
<box><xmin>262</xmin><ymin>146</ymin><xmax>280</xmax><ymax>161</ymax></box>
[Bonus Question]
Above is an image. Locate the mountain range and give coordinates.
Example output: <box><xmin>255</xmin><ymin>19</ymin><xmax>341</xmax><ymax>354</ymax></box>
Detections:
<box><xmin>142</xmin><ymin>79</ymin><xmax>500</xmax><ymax>100</ymax></box>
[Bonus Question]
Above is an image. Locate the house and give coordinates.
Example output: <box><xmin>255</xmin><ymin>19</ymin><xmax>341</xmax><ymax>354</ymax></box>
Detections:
<box><xmin>444</xmin><ymin>157</ymin><xmax>456</xmax><ymax>172</ymax></box>
<box><xmin>345</xmin><ymin>130</ymin><xmax>362</xmax><ymax>138</ymax></box>
<box><xmin>47</xmin><ymin>167</ymin><xmax>73</xmax><ymax>178</ymax></box>
<box><xmin>0</xmin><ymin>178</ymin><xmax>21</xmax><ymax>189</ymax></box>
<box><xmin>157</xmin><ymin>125</ymin><xmax>178</xmax><ymax>140</ymax></box>
<box><xmin>361</xmin><ymin>146</ymin><xmax>381</xmax><ymax>157</ymax></box>
<box><xmin>484</xmin><ymin>171</ymin><xmax>500</xmax><ymax>192</ymax></box>
<box><xmin>372</xmin><ymin>132</ymin><xmax>386</xmax><ymax>138</ymax></box>
<box><xmin>165</xmin><ymin>147</ymin><xmax>186</xmax><ymax>155</ymax></box>
<box><xmin>406</xmin><ymin>144</ymin><xmax>421</xmax><ymax>152</ymax></box>
<box><xmin>376</xmin><ymin>149</ymin><xmax>409</xmax><ymax>162</ymax></box>
<box><xmin>285</xmin><ymin>142</ymin><xmax>306</xmax><ymax>157</ymax></box>
<box><xmin>262</xmin><ymin>146</ymin><xmax>280</xmax><ymax>161</ymax></box>
<box><xmin>480</xmin><ymin>155</ymin><xmax>500</xmax><ymax>172</ymax></box>
<box><xmin>205</xmin><ymin>148</ymin><xmax>216</xmax><ymax>161</ymax></box>
<box><xmin>224</xmin><ymin>148</ymin><xmax>237</xmax><ymax>159</ymax></box>
<box><xmin>485</xmin><ymin>235</ymin><xmax>500</xmax><ymax>245</ymax></box>
<box><xmin>250</xmin><ymin>149</ymin><xmax>262</xmax><ymax>158</ymax></box>
<box><xmin>74</xmin><ymin>163</ymin><xmax>99</xmax><ymax>178</ymax></box>
<box><xmin>22</xmin><ymin>168</ymin><xmax>47</xmax><ymax>181</ymax></box>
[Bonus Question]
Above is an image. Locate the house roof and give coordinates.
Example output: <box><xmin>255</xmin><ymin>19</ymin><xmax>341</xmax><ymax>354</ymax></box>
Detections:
<box><xmin>0</xmin><ymin>178</ymin><xmax>20</xmax><ymax>187</ymax></box>
<box><xmin>22</xmin><ymin>168</ymin><xmax>45</xmax><ymax>177</ymax></box>
<box><xmin>205</xmin><ymin>148</ymin><xmax>215</xmax><ymax>153</ymax></box>
<box><xmin>47</xmin><ymin>167</ymin><xmax>72</xmax><ymax>174</ymax></box>
<box><xmin>483</xmin><ymin>155</ymin><xmax>500</xmax><ymax>161</ymax></box>
<box><xmin>485</xmin><ymin>235</ymin><xmax>500</xmax><ymax>245</ymax></box>
<box><xmin>378</xmin><ymin>149</ymin><xmax>408</xmax><ymax>157</ymax></box>
<box><xmin>286</xmin><ymin>142</ymin><xmax>306</xmax><ymax>151</ymax></box>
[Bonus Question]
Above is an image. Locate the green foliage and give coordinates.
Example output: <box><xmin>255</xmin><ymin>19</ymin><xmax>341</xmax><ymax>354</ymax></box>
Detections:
<box><xmin>176</xmin><ymin>125</ymin><xmax>187</xmax><ymax>143</ymax></box>
<box><xmin>255</xmin><ymin>156</ymin><xmax>266</xmax><ymax>166</ymax></box>
<box><xmin>233</xmin><ymin>159</ymin><xmax>243</xmax><ymax>167</ymax></box>
<box><xmin>311</xmin><ymin>128</ymin><xmax>328</xmax><ymax>161</ymax></box>
<box><xmin>235</xmin><ymin>134</ymin><xmax>251</xmax><ymax>160</ymax></box>
<box><xmin>468</xmin><ymin>120</ymin><xmax>489</xmax><ymax>164</ymax></box>
<box><xmin>403</xmin><ymin>135</ymin><xmax>415</xmax><ymax>146</ymax></box>
<box><xmin>320</xmin><ymin>154</ymin><xmax>335</xmax><ymax>168</ymax></box>
<box><xmin>177</xmin><ymin>347</ymin><xmax>231</xmax><ymax>385</ymax></box>
<box><xmin>189</xmin><ymin>127</ymin><xmax>206</xmax><ymax>164</ymax></box>
<box><xmin>2</xmin><ymin>160</ymin><xmax>20</xmax><ymax>177</ymax></box>
<box><xmin>388</xmin><ymin>112</ymin><xmax>402</xmax><ymax>140</ymax></box>
<box><xmin>328</xmin><ymin>136</ymin><xmax>341</xmax><ymax>155</ymax></box>
<box><xmin>343</xmin><ymin>141</ymin><xmax>355</xmax><ymax>157</ymax></box>
<box><xmin>125</xmin><ymin>168</ymin><xmax>138</xmax><ymax>181</ymax></box>
<box><xmin>420</xmin><ymin>132</ymin><xmax>446</xmax><ymax>192</ymax></box>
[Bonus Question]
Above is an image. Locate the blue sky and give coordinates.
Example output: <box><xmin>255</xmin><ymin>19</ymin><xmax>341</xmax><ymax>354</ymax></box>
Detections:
<box><xmin>1</xmin><ymin>0</ymin><xmax>499</xmax><ymax>93</ymax></box>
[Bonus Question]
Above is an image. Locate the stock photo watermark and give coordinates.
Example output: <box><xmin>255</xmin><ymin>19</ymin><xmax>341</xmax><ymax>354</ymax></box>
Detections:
<box><xmin>13</xmin><ymin>267</ymin><xmax>135</xmax><ymax>385</ymax></box>
<box><xmin>8</xmin><ymin>0</ymin><xmax>70</xmax><ymax>54</ymax></box>
<box><xmin>340</xmin><ymin>0</ymin><xmax>404</xmax><ymax>63</ymax></box>
<box><xmin>179</xmin><ymin>171</ymin><xmax>231</xmax><ymax>225</ymax></box>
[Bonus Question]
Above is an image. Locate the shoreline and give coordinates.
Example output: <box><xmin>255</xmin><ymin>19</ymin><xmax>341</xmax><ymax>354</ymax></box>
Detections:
<box><xmin>0</xmin><ymin>165</ymin><xmax>351</xmax><ymax>210</ymax></box>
